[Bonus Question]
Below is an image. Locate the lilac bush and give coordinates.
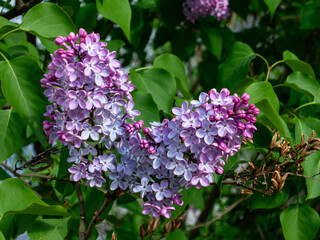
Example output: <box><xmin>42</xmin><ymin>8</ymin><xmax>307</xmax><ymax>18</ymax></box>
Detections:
<box><xmin>183</xmin><ymin>0</ymin><xmax>230</xmax><ymax>23</ymax></box>
<box><xmin>42</xmin><ymin>29</ymin><xmax>259</xmax><ymax>219</ymax></box>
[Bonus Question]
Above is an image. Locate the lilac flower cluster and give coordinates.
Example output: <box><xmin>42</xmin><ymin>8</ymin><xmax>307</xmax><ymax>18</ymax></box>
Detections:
<box><xmin>41</xmin><ymin>29</ymin><xmax>140</xmax><ymax>187</ymax></box>
<box><xmin>183</xmin><ymin>0</ymin><xmax>230</xmax><ymax>23</ymax></box>
<box><xmin>42</xmin><ymin>30</ymin><xmax>259</xmax><ymax>219</ymax></box>
<box><xmin>111</xmin><ymin>89</ymin><xmax>259</xmax><ymax>218</ymax></box>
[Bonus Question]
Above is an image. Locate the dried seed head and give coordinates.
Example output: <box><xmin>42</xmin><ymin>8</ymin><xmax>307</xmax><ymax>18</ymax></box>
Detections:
<box><xmin>111</xmin><ymin>232</ymin><xmax>117</xmax><ymax>240</ymax></box>
<box><xmin>308</xmin><ymin>130</ymin><xmax>316</xmax><ymax>143</ymax></box>
<box><xmin>140</xmin><ymin>223</ymin><xmax>145</xmax><ymax>238</ymax></box>
<box><xmin>270</xmin><ymin>131</ymin><xmax>280</xmax><ymax>149</ymax></box>
<box><xmin>152</xmin><ymin>218</ymin><xmax>160</xmax><ymax>232</ymax></box>
<box><xmin>164</xmin><ymin>221</ymin><xmax>172</xmax><ymax>233</ymax></box>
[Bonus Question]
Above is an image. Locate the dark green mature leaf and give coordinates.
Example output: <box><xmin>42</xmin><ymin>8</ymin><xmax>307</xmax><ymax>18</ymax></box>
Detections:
<box><xmin>20</xmin><ymin>2</ymin><xmax>77</xmax><ymax>39</ymax></box>
<box><xmin>27</xmin><ymin>217</ymin><xmax>70</xmax><ymax>240</ymax></box>
<box><xmin>75</xmin><ymin>3</ymin><xmax>97</xmax><ymax>32</ymax></box>
<box><xmin>154</xmin><ymin>53</ymin><xmax>192</xmax><ymax>99</ymax></box>
<box><xmin>0</xmin><ymin>109</ymin><xmax>27</xmax><ymax>163</ymax></box>
<box><xmin>251</xmin><ymin>190</ymin><xmax>289</xmax><ymax>210</ymax></box>
<box><xmin>166</xmin><ymin>229</ymin><xmax>187</xmax><ymax>240</ymax></box>
<box><xmin>155</xmin><ymin>0</ymin><xmax>184</xmax><ymax>30</ymax></box>
<box><xmin>283</xmin><ymin>50</ymin><xmax>315</xmax><ymax>79</ymax></box>
<box><xmin>0</xmin><ymin>56</ymin><xmax>47</xmax><ymax>144</ymax></box>
<box><xmin>217</xmin><ymin>42</ymin><xmax>256</xmax><ymax>89</ymax></box>
<box><xmin>246</xmin><ymin>81</ymin><xmax>280</xmax><ymax>112</ymax></box>
<box><xmin>0</xmin><ymin>17</ymin><xmax>18</xmax><ymax>38</ymax></box>
<box><xmin>0</xmin><ymin>178</ymin><xmax>68</xmax><ymax>220</ymax></box>
<box><xmin>294</xmin><ymin>117</ymin><xmax>320</xmax><ymax>200</ymax></box>
<box><xmin>201</xmin><ymin>28</ymin><xmax>223</xmax><ymax>60</ymax></box>
<box><xmin>106</xmin><ymin>40</ymin><xmax>125</xmax><ymax>53</ymax></box>
<box><xmin>0</xmin><ymin>167</ymin><xmax>10</xmax><ymax>180</ymax></box>
<box><xmin>0</xmin><ymin>231</ymin><xmax>4</xmax><ymax>240</ymax></box>
<box><xmin>132</xmin><ymin>69</ymin><xmax>176</xmax><ymax>114</ymax></box>
<box><xmin>284</xmin><ymin>72</ymin><xmax>320</xmax><ymax>102</ymax></box>
<box><xmin>280</xmin><ymin>204</ymin><xmax>320</xmax><ymax>240</ymax></box>
<box><xmin>264</xmin><ymin>0</ymin><xmax>281</xmax><ymax>18</ymax></box>
<box><xmin>300</xmin><ymin>1</ymin><xmax>320</xmax><ymax>30</ymax></box>
<box><xmin>255</xmin><ymin>99</ymin><xmax>291</xmax><ymax>141</ymax></box>
<box><xmin>0</xmin><ymin>214</ymin><xmax>37</xmax><ymax>239</ymax></box>
<box><xmin>131</xmin><ymin>91</ymin><xmax>160</xmax><ymax>127</ymax></box>
<box><xmin>96</xmin><ymin>0</ymin><xmax>131</xmax><ymax>41</ymax></box>
<box><xmin>216</xmin><ymin>155</ymin><xmax>237</xmax><ymax>197</ymax></box>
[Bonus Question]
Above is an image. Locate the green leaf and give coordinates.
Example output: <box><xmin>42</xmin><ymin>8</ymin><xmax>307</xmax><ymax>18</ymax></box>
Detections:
<box><xmin>283</xmin><ymin>50</ymin><xmax>316</xmax><ymax>79</ymax></box>
<box><xmin>39</xmin><ymin>36</ymin><xmax>59</xmax><ymax>53</ymax></box>
<box><xmin>294</xmin><ymin>117</ymin><xmax>320</xmax><ymax>199</ymax></box>
<box><xmin>300</xmin><ymin>1</ymin><xmax>320</xmax><ymax>30</ymax></box>
<box><xmin>27</xmin><ymin>217</ymin><xmax>70</xmax><ymax>240</ymax></box>
<box><xmin>153</xmin><ymin>53</ymin><xmax>192</xmax><ymax>99</ymax></box>
<box><xmin>96</xmin><ymin>0</ymin><xmax>131</xmax><ymax>41</ymax></box>
<box><xmin>75</xmin><ymin>3</ymin><xmax>97</xmax><ymax>33</ymax></box>
<box><xmin>0</xmin><ymin>17</ymin><xmax>18</xmax><ymax>38</ymax></box>
<box><xmin>132</xmin><ymin>69</ymin><xmax>176</xmax><ymax>114</ymax></box>
<box><xmin>0</xmin><ymin>55</ymin><xmax>47</xmax><ymax>145</ymax></box>
<box><xmin>0</xmin><ymin>109</ymin><xmax>27</xmax><ymax>163</ymax></box>
<box><xmin>131</xmin><ymin>91</ymin><xmax>160</xmax><ymax>127</ymax></box>
<box><xmin>284</xmin><ymin>72</ymin><xmax>320</xmax><ymax>102</ymax></box>
<box><xmin>217</xmin><ymin>42</ymin><xmax>256</xmax><ymax>89</ymax></box>
<box><xmin>264</xmin><ymin>0</ymin><xmax>281</xmax><ymax>18</ymax></box>
<box><xmin>255</xmin><ymin>99</ymin><xmax>291</xmax><ymax>141</ymax></box>
<box><xmin>280</xmin><ymin>204</ymin><xmax>320</xmax><ymax>240</ymax></box>
<box><xmin>0</xmin><ymin>231</ymin><xmax>4</xmax><ymax>240</ymax></box>
<box><xmin>0</xmin><ymin>214</ymin><xmax>37</xmax><ymax>239</ymax></box>
<box><xmin>251</xmin><ymin>190</ymin><xmax>289</xmax><ymax>210</ymax></box>
<box><xmin>166</xmin><ymin>229</ymin><xmax>187</xmax><ymax>240</ymax></box>
<box><xmin>0</xmin><ymin>167</ymin><xmax>10</xmax><ymax>180</ymax></box>
<box><xmin>216</xmin><ymin>155</ymin><xmax>237</xmax><ymax>197</ymax></box>
<box><xmin>245</xmin><ymin>81</ymin><xmax>280</xmax><ymax>112</ymax></box>
<box><xmin>20</xmin><ymin>2</ymin><xmax>77</xmax><ymax>39</ymax></box>
<box><xmin>201</xmin><ymin>28</ymin><xmax>223</xmax><ymax>61</ymax></box>
<box><xmin>106</xmin><ymin>40</ymin><xmax>125</xmax><ymax>53</ymax></box>
<box><xmin>0</xmin><ymin>178</ymin><xmax>68</xmax><ymax>221</ymax></box>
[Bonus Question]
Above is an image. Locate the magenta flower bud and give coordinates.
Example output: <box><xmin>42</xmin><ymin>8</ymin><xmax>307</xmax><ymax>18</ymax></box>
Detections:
<box><xmin>134</xmin><ymin>122</ymin><xmax>141</xmax><ymax>130</ymax></box>
<box><xmin>237</xmin><ymin>110</ymin><xmax>246</xmax><ymax>119</ymax></box>
<box><xmin>57</xmin><ymin>48</ymin><xmax>65</xmax><ymax>55</ymax></box>
<box><xmin>249</xmin><ymin>103</ymin><xmax>255</xmax><ymax>110</ymax></box>
<box><xmin>215</xmin><ymin>166</ymin><xmax>224</xmax><ymax>175</ymax></box>
<box><xmin>125</xmin><ymin>123</ymin><xmax>134</xmax><ymax>133</ymax></box>
<box><xmin>137</xmin><ymin>120</ymin><xmax>144</xmax><ymax>128</ymax></box>
<box><xmin>67</xmin><ymin>32</ymin><xmax>76</xmax><ymax>42</ymax></box>
<box><xmin>218</xmin><ymin>142</ymin><xmax>227</xmax><ymax>151</ymax></box>
<box><xmin>209</xmin><ymin>115</ymin><xmax>216</xmax><ymax>122</ymax></box>
<box><xmin>233</xmin><ymin>96</ymin><xmax>241</xmax><ymax>103</ymax></box>
<box><xmin>79</xmin><ymin>28</ymin><xmax>87</xmax><ymax>38</ymax></box>
<box><xmin>245</xmin><ymin>114</ymin><xmax>252</xmax><ymax>122</ymax></box>
<box><xmin>66</xmin><ymin>49</ymin><xmax>75</xmax><ymax>57</ymax></box>
<box><xmin>237</xmin><ymin>121</ymin><xmax>245</xmax><ymax>130</ymax></box>
<box><xmin>227</xmin><ymin>109</ymin><xmax>234</xmax><ymax>116</ymax></box>
<box><xmin>143</xmin><ymin>127</ymin><xmax>150</xmax><ymax>134</ymax></box>
<box><xmin>148</xmin><ymin>146</ymin><xmax>156</xmax><ymax>154</ymax></box>
<box><xmin>164</xmin><ymin>119</ymin><xmax>169</xmax><ymax>127</ymax></box>
<box><xmin>241</xmin><ymin>93</ymin><xmax>250</xmax><ymax>103</ymax></box>
<box><xmin>250</xmin><ymin>116</ymin><xmax>257</xmax><ymax>123</ymax></box>
<box><xmin>222</xmin><ymin>88</ymin><xmax>230</xmax><ymax>96</ymax></box>
<box><xmin>54</xmin><ymin>36</ymin><xmax>65</xmax><ymax>46</ymax></box>
<box><xmin>218</xmin><ymin>159</ymin><xmax>226</xmax><ymax>167</ymax></box>
<box><xmin>253</xmin><ymin>108</ymin><xmax>260</xmax><ymax>115</ymax></box>
<box><xmin>140</xmin><ymin>140</ymin><xmax>149</xmax><ymax>149</ymax></box>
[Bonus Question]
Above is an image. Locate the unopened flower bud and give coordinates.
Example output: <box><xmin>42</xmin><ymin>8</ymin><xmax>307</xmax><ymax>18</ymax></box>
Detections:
<box><xmin>143</xmin><ymin>127</ymin><xmax>150</xmax><ymax>134</ymax></box>
<box><xmin>215</xmin><ymin>166</ymin><xmax>224</xmax><ymax>175</ymax></box>
<box><xmin>253</xmin><ymin>108</ymin><xmax>260</xmax><ymax>115</ymax></box>
<box><xmin>209</xmin><ymin>115</ymin><xmax>216</xmax><ymax>122</ymax></box>
<box><xmin>66</xmin><ymin>49</ymin><xmax>75</xmax><ymax>57</ymax></box>
<box><xmin>54</xmin><ymin>36</ymin><xmax>65</xmax><ymax>46</ymax></box>
<box><xmin>148</xmin><ymin>146</ymin><xmax>156</xmax><ymax>154</ymax></box>
<box><xmin>227</xmin><ymin>109</ymin><xmax>234</xmax><ymax>116</ymax></box>
<box><xmin>67</xmin><ymin>32</ymin><xmax>76</xmax><ymax>42</ymax></box>
<box><xmin>237</xmin><ymin>110</ymin><xmax>246</xmax><ymax>119</ymax></box>
<box><xmin>237</xmin><ymin>121</ymin><xmax>245</xmax><ymax>130</ymax></box>
<box><xmin>233</xmin><ymin>96</ymin><xmax>241</xmax><ymax>103</ymax></box>
<box><xmin>79</xmin><ymin>28</ymin><xmax>87</xmax><ymax>38</ymax></box>
<box><xmin>242</xmin><ymin>93</ymin><xmax>250</xmax><ymax>103</ymax></box>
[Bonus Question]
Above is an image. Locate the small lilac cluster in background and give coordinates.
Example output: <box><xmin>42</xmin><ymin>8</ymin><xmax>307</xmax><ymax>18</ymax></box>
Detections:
<box><xmin>183</xmin><ymin>0</ymin><xmax>230</xmax><ymax>23</ymax></box>
<box><xmin>41</xmin><ymin>28</ymin><xmax>140</xmax><ymax>188</ymax></box>
<box><xmin>42</xmin><ymin>29</ymin><xmax>259</xmax><ymax>219</ymax></box>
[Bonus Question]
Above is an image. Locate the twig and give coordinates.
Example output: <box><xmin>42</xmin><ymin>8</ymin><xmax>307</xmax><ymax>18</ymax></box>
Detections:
<box><xmin>74</xmin><ymin>183</ymin><xmax>86</xmax><ymax>240</ymax></box>
<box><xmin>84</xmin><ymin>191</ymin><xmax>119</xmax><ymax>240</ymax></box>
<box><xmin>1</xmin><ymin>162</ymin><xmax>42</xmax><ymax>198</ymax></box>
<box><xmin>187</xmin><ymin>196</ymin><xmax>250</xmax><ymax>231</ymax></box>
<box><xmin>1</xmin><ymin>0</ymin><xmax>42</xmax><ymax>20</ymax></box>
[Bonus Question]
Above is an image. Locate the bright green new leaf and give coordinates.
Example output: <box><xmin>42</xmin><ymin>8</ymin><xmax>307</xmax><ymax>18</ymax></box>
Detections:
<box><xmin>0</xmin><ymin>17</ymin><xmax>18</xmax><ymax>39</ymax></box>
<box><xmin>217</xmin><ymin>42</ymin><xmax>256</xmax><ymax>89</ymax></box>
<box><xmin>280</xmin><ymin>204</ymin><xmax>320</xmax><ymax>240</ymax></box>
<box><xmin>154</xmin><ymin>53</ymin><xmax>192</xmax><ymax>99</ymax></box>
<box><xmin>0</xmin><ymin>55</ymin><xmax>47</xmax><ymax>145</ymax></box>
<box><xmin>0</xmin><ymin>178</ymin><xmax>68</xmax><ymax>221</ymax></box>
<box><xmin>96</xmin><ymin>0</ymin><xmax>131</xmax><ymax>41</ymax></box>
<box><xmin>264</xmin><ymin>0</ymin><xmax>281</xmax><ymax>18</ymax></box>
<box><xmin>294</xmin><ymin>117</ymin><xmax>320</xmax><ymax>199</ymax></box>
<box><xmin>20</xmin><ymin>2</ymin><xmax>77</xmax><ymax>39</ymax></box>
<box><xmin>0</xmin><ymin>109</ymin><xmax>27</xmax><ymax>163</ymax></box>
<box><xmin>131</xmin><ymin>91</ymin><xmax>160</xmax><ymax>126</ymax></box>
<box><xmin>0</xmin><ymin>231</ymin><xmax>4</xmax><ymax>240</ymax></box>
<box><xmin>285</xmin><ymin>72</ymin><xmax>320</xmax><ymax>102</ymax></box>
<box><xmin>283</xmin><ymin>50</ymin><xmax>315</xmax><ymax>78</ymax></box>
<box><xmin>132</xmin><ymin>69</ymin><xmax>176</xmax><ymax>114</ymax></box>
<box><xmin>27</xmin><ymin>217</ymin><xmax>70</xmax><ymax>240</ymax></box>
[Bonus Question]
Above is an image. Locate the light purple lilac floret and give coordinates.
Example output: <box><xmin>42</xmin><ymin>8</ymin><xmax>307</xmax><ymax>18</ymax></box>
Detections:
<box><xmin>183</xmin><ymin>0</ymin><xmax>230</xmax><ymax>23</ymax></box>
<box><xmin>42</xmin><ymin>29</ymin><xmax>259</xmax><ymax>219</ymax></box>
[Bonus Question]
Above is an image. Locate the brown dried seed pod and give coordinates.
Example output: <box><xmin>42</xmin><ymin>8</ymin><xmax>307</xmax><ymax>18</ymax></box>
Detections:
<box><xmin>152</xmin><ymin>218</ymin><xmax>160</xmax><ymax>232</ymax></box>
<box><xmin>300</xmin><ymin>145</ymin><xmax>308</xmax><ymax>158</ymax></box>
<box><xmin>111</xmin><ymin>232</ymin><xmax>117</xmax><ymax>240</ymax></box>
<box><xmin>300</xmin><ymin>134</ymin><xmax>305</xmax><ymax>146</ymax></box>
<box><xmin>271</xmin><ymin>178</ymin><xmax>279</xmax><ymax>189</ymax></box>
<box><xmin>308</xmin><ymin>130</ymin><xmax>316</xmax><ymax>143</ymax></box>
<box><xmin>164</xmin><ymin>221</ymin><xmax>172</xmax><ymax>233</ymax></box>
<box><xmin>140</xmin><ymin>223</ymin><xmax>145</xmax><ymax>238</ymax></box>
<box><xmin>270</xmin><ymin>131</ymin><xmax>280</xmax><ymax>149</ymax></box>
<box><xmin>241</xmin><ymin>189</ymin><xmax>253</xmax><ymax>194</ymax></box>
<box><xmin>146</xmin><ymin>216</ymin><xmax>154</xmax><ymax>234</ymax></box>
